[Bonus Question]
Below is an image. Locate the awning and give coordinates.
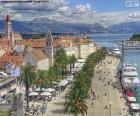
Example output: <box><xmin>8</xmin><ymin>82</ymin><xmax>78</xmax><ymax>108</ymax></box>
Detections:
<box><xmin>127</xmin><ymin>96</ymin><xmax>136</xmax><ymax>102</ymax></box>
<box><xmin>35</xmin><ymin>87</ymin><xmax>45</xmax><ymax>91</ymax></box>
<box><xmin>40</xmin><ymin>92</ymin><xmax>52</xmax><ymax>96</ymax></box>
<box><xmin>44</xmin><ymin>88</ymin><xmax>55</xmax><ymax>92</ymax></box>
<box><xmin>29</xmin><ymin>92</ymin><xmax>38</xmax><ymax>96</ymax></box>
<box><xmin>58</xmin><ymin>79</ymin><xmax>68</xmax><ymax>87</ymax></box>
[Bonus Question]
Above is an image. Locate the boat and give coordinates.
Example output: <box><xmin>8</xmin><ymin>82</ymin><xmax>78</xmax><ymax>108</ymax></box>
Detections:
<box><xmin>121</xmin><ymin>63</ymin><xmax>140</xmax><ymax>89</ymax></box>
<box><xmin>130</xmin><ymin>103</ymin><xmax>140</xmax><ymax>112</ymax></box>
<box><xmin>111</xmin><ymin>47</ymin><xmax>121</xmax><ymax>56</ymax></box>
<box><xmin>125</xmin><ymin>89</ymin><xmax>136</xmax><ymax>103</ymax></box>
<box><xmin>132</xmin><ymin>112</ymin><xmax>140</xmax><ymax>116</ymax></box>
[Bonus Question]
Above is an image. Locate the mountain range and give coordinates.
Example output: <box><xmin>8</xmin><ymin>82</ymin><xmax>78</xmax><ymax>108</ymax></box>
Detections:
<box><xmin>0</xmin><ymin>18</ymin><xmax>140</xmax><ymax>34</ymax></box>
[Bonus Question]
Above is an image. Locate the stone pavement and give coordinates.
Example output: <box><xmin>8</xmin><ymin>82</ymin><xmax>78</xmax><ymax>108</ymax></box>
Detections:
<box><xmin>87</xmin><ymin>56</ymin><xmax>131</xmax><ymax>116</ymax></box>
<box><xmin>38</xmin><ymin>56</ymin><xmax>131</xmax><ymax>116</ymax></box>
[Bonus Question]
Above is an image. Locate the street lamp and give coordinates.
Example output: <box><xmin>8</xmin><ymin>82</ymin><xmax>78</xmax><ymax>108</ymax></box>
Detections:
<box><xmin>109</xmin><ymin>101</ymin><xmax>112</xmax><ymax>116</ymax></box>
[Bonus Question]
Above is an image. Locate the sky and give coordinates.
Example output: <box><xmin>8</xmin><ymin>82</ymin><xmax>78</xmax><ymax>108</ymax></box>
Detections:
<box><xmin>0</xmin><ymin>0</ymin><xmax>140</xmax><ymax>26</ymax></box>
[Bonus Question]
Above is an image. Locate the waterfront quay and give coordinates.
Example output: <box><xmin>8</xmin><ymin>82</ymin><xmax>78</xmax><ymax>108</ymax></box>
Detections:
<box><xmin>87</xmin><ymin>56</ymin><xmax>131</xmax><ymax>116</ymax></box>
<box><xmin>36</xmin><ymin>56</ymin><xmax>131</xmax><ymax>116</ymax></box>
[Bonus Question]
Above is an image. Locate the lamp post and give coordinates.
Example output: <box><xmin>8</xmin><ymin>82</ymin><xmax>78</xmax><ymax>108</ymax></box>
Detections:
<box><xmin>109</xmin><ymin>101</ymin><xmax>112</xmax><ymax>116</ymax></box>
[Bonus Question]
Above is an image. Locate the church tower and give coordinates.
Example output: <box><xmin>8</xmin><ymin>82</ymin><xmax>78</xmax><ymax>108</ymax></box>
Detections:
<box><xmin>46</xmin><ymin>28</ymin><xmax>54</xmax><ymax>67</ymax></box>
<box><xmin>5</xmin><ymin>14</ymin><xmax>11</xmax><ymax>40</ymax></box>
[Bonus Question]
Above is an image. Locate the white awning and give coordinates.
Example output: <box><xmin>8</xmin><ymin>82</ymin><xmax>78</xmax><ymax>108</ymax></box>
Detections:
<box><xmin>127</xmin><ymin>96</ymin><xmax>136</xmax><ymax>102</ymax></box>
<box><xmin>40</xmin><ymin>92</ymin><xmax>52</xmax><ymax>96</ymax></box>
<box><xmin>29</xmin><ymin>92</ymin><xmax>39</xmax><ymax>96</ymax></box>
<box><xmin>35</xmin><ymin>87</ymin><xmax>45</xmax><ymax>91</ymax></box>
<box><xmin>58</xmin><ymin>79</ymin><xmax>68</xmax><ymax>87</ymax></box>
<box><xmin>77</xmin><ymin>59</ymin><xmax>85</xmax><ymax>63</ymax></box>
<box><xmin>44</xmin><ymin>88</ymin><xmax>55</xmax><ymax>92</ymax></box>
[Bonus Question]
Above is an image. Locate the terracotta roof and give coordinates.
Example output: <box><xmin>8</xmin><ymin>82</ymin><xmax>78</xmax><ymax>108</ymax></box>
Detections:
<box><xmin>20</xmin><ymin>36</ymin><xmax>95</xmax><ymax>48</ymax></box>
<box><xmin>0</xmin><ymin>38</ymin><xmax>9</xmax><ymax>46</ymax></box>
<box><xmin>22</xmin><ymin>39</ymin><xmax>46</xmax><ymax>48</ymax></box>
<box><xmin>0</xmin><ymin>53</ymin><xmax>23</xmax><ymax>66</ymax></box>
<box><xmin>52</xmin><ymin>36</ymin><xmax>91</xmax><ymax>47</ymax></box>
<box><xmin>30</xmin><ymin>48</ymin><xmax>48</xmax><ymax>61</ymax></box>
<box><xmin>6</xmin><ymin>14</ymin><xmax>11</xmax><ymax>22</ymax></box>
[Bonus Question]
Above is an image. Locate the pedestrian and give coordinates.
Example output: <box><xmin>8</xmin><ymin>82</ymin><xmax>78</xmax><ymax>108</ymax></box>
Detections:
<box><xmin>91</xmin><ymin>89</ymin><xmax>93</xmax><ymax>93</ymax></box>
<box><xmin>105</xmin><ymin>105</ymin><xmax>108</xmax><ymax>109</ymax></box>
<box><xmin>105</xmin><ymin>92</ymin><xmax>106</xmax><ymax>96</ymax></box>
<box><xmin>97</xmin><ymin>95</ymin><xmax>99</xmax><ymax>100</ymax></box>
<box><xmin>91</xmin><ymin>102</ymin><xmax>93</xmax><ymax>108</ymax></box>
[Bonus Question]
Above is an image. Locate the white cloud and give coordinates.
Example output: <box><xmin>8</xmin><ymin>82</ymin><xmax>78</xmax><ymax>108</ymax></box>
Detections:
<box><xmin>1</xmin><ymin>1</ymin><xmax>140</xmax><ymax>26</ymax></box>
<box><xmin>58</xmin><ymin>6</ymin><xmax>72</xmax><ymax>15</ymax></box>
<box><xmin>75</xmin><ymin>3</ymin><xmax>91</xmax><ymax>14</ymax></box>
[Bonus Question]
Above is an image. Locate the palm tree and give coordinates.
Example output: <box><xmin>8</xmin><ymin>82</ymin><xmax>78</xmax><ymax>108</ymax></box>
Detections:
<box><xmin>18</xmin><ymin>63</ymin><xmax>36</xmax><ymax>108</ymax></box>
<box><xmin>65</xmin><ymin>73</ymin><xmax>88</xmax><ymax>116</ymax></box>
<box><xmin>47</xmin><ymin>66</ymin><xmax>56</xmax><ymax>87</ymax></box>
<box><xmin>67</xmin><ymin>55</ymin><xmax>75</xmax><ymax>73</ymax></box>
<box><xmin>71</xmin><ymin>55</ymin><xmax>77</xmax><ymax>68</ymax></box>
<box><xmin>65</xmin><ymin>47</ymin><xmax>107</xmax><ymax>116</ymax></box>
<box><xmin>36</xmin><ymin>70</ymin><xmax>46</xmax><ymax>92</ymax></box>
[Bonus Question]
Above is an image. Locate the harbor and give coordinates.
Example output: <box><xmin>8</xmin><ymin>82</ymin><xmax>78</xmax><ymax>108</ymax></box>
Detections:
<box><xmin>90</xmin><ymin>34</ymin><xmax>140</xmax><ymax>116</ymax></box>
<box><xmin>87</xmin><ymin>55</ymin><xmax>130</xmax><ymax>116</ymax></box>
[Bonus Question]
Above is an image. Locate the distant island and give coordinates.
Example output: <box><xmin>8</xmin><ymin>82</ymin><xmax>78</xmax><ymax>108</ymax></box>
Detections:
<box><xmin>130</xmin><ymin>33</ymin><xmax>140</xmax><ymax>41</ymax></box>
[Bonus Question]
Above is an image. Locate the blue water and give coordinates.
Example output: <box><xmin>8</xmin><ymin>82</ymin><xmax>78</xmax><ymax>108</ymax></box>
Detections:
<box><xmin>90</xmin><ymin>33</ymin><xmax>140</xmax><ymax>111</ymax></box>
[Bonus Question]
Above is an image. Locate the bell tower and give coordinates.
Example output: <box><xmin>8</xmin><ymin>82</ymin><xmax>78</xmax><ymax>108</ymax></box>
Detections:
<box><xmin>46</xmin><ymin>28</ymin><xmax>54</xmax><ymax>67</ymax></box>
<box><xmin>5</xmin><ymin>14</ymin><xmax>11</xmax><ymax>40</ymax></box>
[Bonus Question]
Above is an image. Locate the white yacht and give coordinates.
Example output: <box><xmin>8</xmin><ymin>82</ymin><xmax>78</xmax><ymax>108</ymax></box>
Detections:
<box><xmin>121</xmin><ymin>64</ymin><xmax>140</xmax><ymax>89</ymax></box>
<box><xmin>112</xmin><ymin>47</ymin><xmax>121</xmax><ymax>56</ymax></box>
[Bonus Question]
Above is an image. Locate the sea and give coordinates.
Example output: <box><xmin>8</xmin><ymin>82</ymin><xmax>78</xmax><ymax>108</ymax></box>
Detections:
<box><xmin>90</xmin><ymin>33</ymin><xmax>140</xmax><ymax>113</ymax></box>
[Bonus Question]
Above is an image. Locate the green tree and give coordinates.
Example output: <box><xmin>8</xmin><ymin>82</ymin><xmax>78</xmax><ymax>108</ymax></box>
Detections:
<box><xmin>54</xmin><ymin>48</ymin><xmax>68</xmax><ymax>79</ymax></box>
<box><xmin>65</xmin><ymin>73</ymin><xmax>88</xmax><ymax>116</ymax></box>
<box><xmin>36</xmin><ymin>70</ymin><xmax>47</xmax><ymax>92</ymax></box>
<box><xmin>18</xmin><ymin>63</ymin><xmax>36</xmax><ymax>108</ymax></box>
<box><xmin>65</xmin><ymin>47</ymin><xmax>107</xmax><ymax>116</ymax></box>
<box><xmin>47</xmin><ymin>66</ymin><xmax>56</xmax><ymax>87</ymax></box>
<box><xmin>67</xmin><ymin>55</ymin><xmax>76</xmax><ymax>73</ymax></box>
<box><xmin>71</xmin><ymin>55</ymin><xmax>77</xmax><ymax>68</ymax></box>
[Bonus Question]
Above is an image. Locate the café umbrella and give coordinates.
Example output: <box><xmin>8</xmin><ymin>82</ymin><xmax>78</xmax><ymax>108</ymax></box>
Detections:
<box><xmin>40</xmin><ymin>92</ymin><xmax>52</xmax><ymax>96</ymax></box>
<box><xmin>35</xmin><ymin>87</ymin><xmax>45</xmax><ymax>92</ymax></box>
<box><xmin>58</xmin><ymin>79</ymin><xmax>68</xmax><ymax>87</ymax></box>
<box><xmin>44</xmin><ymin>88</ymin><xmax>55</xmax><ymax>92</ymax></box>
<box><xmin>29</xmin><ymin>92</ymin><xmax>39</xmax><ymax>96</ymax></box>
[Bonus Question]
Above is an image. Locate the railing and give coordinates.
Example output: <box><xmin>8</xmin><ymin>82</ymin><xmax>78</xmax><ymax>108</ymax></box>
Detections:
<box><xmin>117</xmin><ymin>40</ymin><xmax>140</xmax><ymax>49</ymax></box>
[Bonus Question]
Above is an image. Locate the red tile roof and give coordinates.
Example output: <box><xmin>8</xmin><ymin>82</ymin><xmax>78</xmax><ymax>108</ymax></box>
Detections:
<box><xmin>29</xmin><ymin>48</ymin><xmax>48</xmax><ymax>61</ymax></box>
<box><xmin>22</xmin><ymin>39</ymin><xmax>46</xmax><ymax>48</ymax></box>
<box><xmin>0</xmin><ymin>53</ymin><xmax>23</xmax><ymax>66</ymax></box>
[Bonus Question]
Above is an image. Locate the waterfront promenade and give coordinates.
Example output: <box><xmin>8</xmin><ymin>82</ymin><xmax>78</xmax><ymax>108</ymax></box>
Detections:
<box><xmin>87</xmin><ymin>56</ymin><xmax>131</xmax><ymax>116</ymax></box>
<box><xmin>38</xmin><ymin>56</ymin><xmax>130</xmax><ymax>116</ymax></box>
